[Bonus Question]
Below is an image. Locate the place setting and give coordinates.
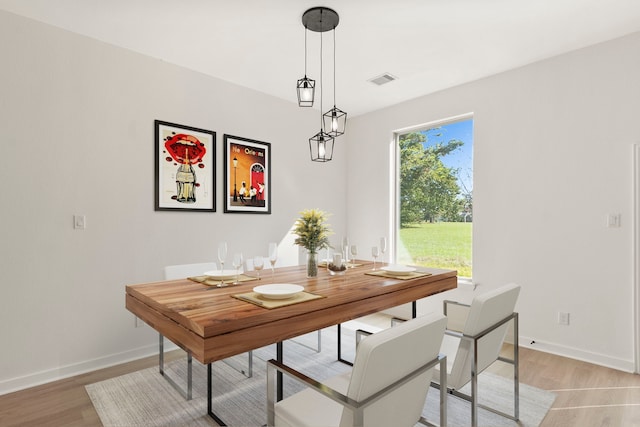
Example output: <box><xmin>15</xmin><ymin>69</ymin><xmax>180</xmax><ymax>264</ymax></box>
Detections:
<box><xmin>348</xmin><ymin>236</ymin><xmax>430</xmax><ymax>279</ymax></box>
<box><xmin>188</xmin><ymin>242</ymin><xmax>260</xmax><ymax>287</ymax></box>
<box><xmin>366</xmin><ymin>264</ymin><xmax>432</xmax><ymax>280</ymax></box>
<box><xmin>232</xmin><ymin>283</ymin><xmax>325</xmax><ymax>309</ymax></box>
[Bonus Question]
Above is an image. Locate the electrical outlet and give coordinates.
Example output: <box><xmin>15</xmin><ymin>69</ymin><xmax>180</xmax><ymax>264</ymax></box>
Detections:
<box><xmin>558</xmin><ymin>312</ymin><xmax>570</xmax><ymax>325</ymax></box>
<box><xmin>606</xmin><ymin>213</ymin><xmax>621</xmax><ymax>228</ymax></box>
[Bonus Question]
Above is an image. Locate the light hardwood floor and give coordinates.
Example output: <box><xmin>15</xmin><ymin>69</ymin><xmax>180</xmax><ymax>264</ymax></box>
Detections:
<box><xmin>1</xmin><ymin>340</ymin><xmax>640</xmax><ymax>426</ymax></box>
<box><xmin>511</xmin><ymin>347</ymin><xmax>640</xmax><ymax>427</ymax></box>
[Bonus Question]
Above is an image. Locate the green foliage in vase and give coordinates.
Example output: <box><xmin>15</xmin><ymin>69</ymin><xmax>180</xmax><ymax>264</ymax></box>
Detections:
<box><xmin>292</xmin><ymin>209</ymin><xmax>333</xmax><ymax>254</ymax></box>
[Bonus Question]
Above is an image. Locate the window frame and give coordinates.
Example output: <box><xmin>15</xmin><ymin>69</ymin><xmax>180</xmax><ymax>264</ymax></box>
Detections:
<box><xmin>391</xmin><ymin>113</ymin><xmax>474</xmax><ymax>278</ymax></box>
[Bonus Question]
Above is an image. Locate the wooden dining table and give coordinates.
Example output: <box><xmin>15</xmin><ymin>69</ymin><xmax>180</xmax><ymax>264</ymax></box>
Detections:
<box><xmin>125</xmin><ymin>261</ymin><xmax>457</xmax><ymax>425</ymax></box>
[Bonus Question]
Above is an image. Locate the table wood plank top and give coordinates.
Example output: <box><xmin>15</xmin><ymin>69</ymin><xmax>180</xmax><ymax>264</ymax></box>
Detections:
<box><xmin>126</xmin><ymin>261</ymin><xmax>456</xmax><ymax>364</ymax></box>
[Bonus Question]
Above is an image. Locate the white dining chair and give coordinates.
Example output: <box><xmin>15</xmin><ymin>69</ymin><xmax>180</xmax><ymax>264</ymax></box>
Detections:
<box><xmin>432</xmin><ymin>283</ymin><xmax>520</xmax><ymax>427</ymax></box>
<box><xmin>266</xmin><ymin>312</ymin><xmax>448</xmax><ymax>427</ymax></box>
<box><xmin>160</xmin><ymin>262</ymin><xmax>254</xmax><ymax>400</ymax></box>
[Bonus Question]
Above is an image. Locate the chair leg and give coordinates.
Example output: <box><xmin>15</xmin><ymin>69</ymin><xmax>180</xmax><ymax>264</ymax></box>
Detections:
<box><xmin>158</xmin><ymin>333</ymin><xmax>193</xmax><ymax>400</ymax></box>
<box><xmin>453</xmin><ymin>313</ymin><xmax>520</xmax><ymax>425</ymax></box>
<box><xmin>222</xmin><ymin>350</ymin><xmax>253</xmax><ymax>378</ymax></box>
<box><xmin>513</xmin><ymin>313</ymin><xmax>520</xmax><ymax>420</ymax></box>
<box><xmin>471</xmin><ymin>341</ymin><xmax>478</xmax><ymax>427</ymax></box>
<box><xmin>266</xmin><ymin>362</ymin><xmax>276</xmax><ymax>427</ymax></box>
<box><xmin>355</xmin><ymin>329</ymin><xmax>372</xmax><ymax>347</ymax></box>
<box><xmin>290</xmin><ymin>330</ymin><xmax>322</xmax><ymax>353</ymax></box>
<box><xmin>439</xmin><ymin>355</ymin><xmax>448</xmax><ymax>427</ymax></box>
<box><xmin>421</xmin><ymin>356</ymin><xmax>448</xmax><ymax>427</ymax></box>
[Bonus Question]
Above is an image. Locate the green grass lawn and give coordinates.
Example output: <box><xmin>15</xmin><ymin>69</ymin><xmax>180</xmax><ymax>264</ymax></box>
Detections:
<box><xmin>398</xmin><ymin>222</ymin><xmax>472</xmax><ymax>277</ymax></box>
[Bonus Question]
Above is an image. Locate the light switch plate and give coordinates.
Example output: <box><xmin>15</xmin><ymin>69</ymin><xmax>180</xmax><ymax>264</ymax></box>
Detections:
<box><xmin>73</xmin><ymin>215</ymin><xmax>86</xmax><ymax>229</ymax></box>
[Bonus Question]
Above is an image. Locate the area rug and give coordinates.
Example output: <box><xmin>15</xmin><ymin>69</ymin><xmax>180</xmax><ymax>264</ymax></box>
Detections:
<box><xmin>87</xmin><ymin>325</ymin><xmax>555</xmax><ymax>426</ymax></box>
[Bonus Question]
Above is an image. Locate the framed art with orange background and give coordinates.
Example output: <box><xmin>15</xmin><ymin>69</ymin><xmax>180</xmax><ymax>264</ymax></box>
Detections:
<box><xmin>223</xmin><ymin>134</ymin><xmax>271</xmax><ymax>214</ymax></box>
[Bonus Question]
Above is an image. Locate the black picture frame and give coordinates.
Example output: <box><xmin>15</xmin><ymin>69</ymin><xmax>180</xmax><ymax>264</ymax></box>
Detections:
<box><xmin>223</xmin><ymin>134</ymin><xmax>271</xmax><ymax>214</ymax></box>
<box><xmin>155</xmin><ymin>120</ymin><xmax>216</xmax><ymax>212</ymax></box>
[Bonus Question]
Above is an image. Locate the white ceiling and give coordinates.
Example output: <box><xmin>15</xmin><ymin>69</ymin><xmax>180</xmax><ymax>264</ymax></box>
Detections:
<box><xmin>2</xmin><ymin>0</ymin><xmax>640</xmax><ymax>117</ymax></box>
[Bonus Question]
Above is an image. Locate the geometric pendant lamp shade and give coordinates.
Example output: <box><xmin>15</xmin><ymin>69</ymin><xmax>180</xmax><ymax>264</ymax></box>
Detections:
<box><xmin>309</xmin><ymin>129</ymin><xmax>334</xmax><ymax>162</ymax></box>
<box><xmin>323</xmin><ymin>105</ymin><xmax>347</xmax><ymax>137</ymax></box>
<box><xmin>297</xmin><ymin>76</ymin><xmax>315</xmax><ymax>107</ymax></box>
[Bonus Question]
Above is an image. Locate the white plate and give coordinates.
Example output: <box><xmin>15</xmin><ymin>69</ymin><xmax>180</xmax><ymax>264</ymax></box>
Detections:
<box><xmin>253</xmin><ymin>284</ymin><xmax>304</xmax><ymax>300</ymax></box>
<box><xmin>203</xmin><ymin>269</ymin><xmax>238</xmax><ymax>280</ymax></box>
<box><xmin>380</xmin><ymin>265</ymin><xmax>416</xmax><ymax>276</ymax></box>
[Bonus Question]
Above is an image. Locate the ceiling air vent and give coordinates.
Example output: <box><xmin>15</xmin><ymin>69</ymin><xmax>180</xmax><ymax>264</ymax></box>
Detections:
<box><xmin>369</xmin><ymin>73</ymin><xmax>397</xmax><ymax>86</ymax></box>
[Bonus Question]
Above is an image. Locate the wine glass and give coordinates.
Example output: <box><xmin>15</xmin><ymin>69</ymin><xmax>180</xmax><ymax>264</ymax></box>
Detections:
<box><xmin>325</xmin><ymin>247</ymin><xmax>332</xmax><ymax>270</ymax></box>
<box><xmin>371</xmin><ymin>246</ymin><xmax>379</xmax><ymax>270</ymax></box>
<box><xmin>268</xmin><ymin>243</ymin><xmax>278</xmax><ymax>281</ymax></box>
<box><xmin>350</xmin><ymin>245</ymin><xmax>358</xmax><ymax>268</ymax></box>
<box><xmin>342</xmin><ymin>237</ymin><xmax>350</xmax><ymax>266</ymax></box>
<box><xmin>217</xmin><ymin>242</ymin><xmax>228</xmax><ymax>287</ymax></box>
<box><xmin>232</xmin><ymin>253</ymin><xmax>244</xmax><ymax>284</ymax></box>
<box><xmin>379</xmin><ymin>237</ymin><xmax>387</xmax><ymax>265</ymax></box>
<box><xmin>253</xmin><ymin>256</ymin><xmax>264</xmax><ymax>279</ymax></box>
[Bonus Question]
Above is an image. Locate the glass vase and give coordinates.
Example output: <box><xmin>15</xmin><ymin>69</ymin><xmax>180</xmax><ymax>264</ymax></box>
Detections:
<box><xmin>307</xmin><ymin>251</ymin><xmax>318</xmax><ymax>277</ymax></box>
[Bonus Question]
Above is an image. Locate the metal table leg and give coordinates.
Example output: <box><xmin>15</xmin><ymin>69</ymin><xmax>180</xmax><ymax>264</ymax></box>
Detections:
<box><xmin>337</xmin><ymin>323</ymin><xmax>354</xmax><ymax>366</ymax></box>
<box><xmin>207</xmin><ymin>342</ymin><xmax>283</xmax><ymax>425</ymax></box>
<box><xmin>207</xmin><ymin>363</ymin><xmax>227</xmax><ymax>426</ymax></box>
<box><xmin>277</xmin><ymin>341</ymin><xmax>283</xmax><ymax>401</ymax></box>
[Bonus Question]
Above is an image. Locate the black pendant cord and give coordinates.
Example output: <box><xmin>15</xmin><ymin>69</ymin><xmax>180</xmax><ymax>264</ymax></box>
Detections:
<box><xmin>304</xmin><ymin>27</ymin><xmax>308</xmax><ymax>77</ymax></box>
<box><xmin>319</xmin><ymin>14</ymin><xmax>324</xmax><ymax>131</ymax></box>
<box><xmin>332</xmin><ymin>27</ymin><xmax>337</xmax><ymax>109</ymax></box>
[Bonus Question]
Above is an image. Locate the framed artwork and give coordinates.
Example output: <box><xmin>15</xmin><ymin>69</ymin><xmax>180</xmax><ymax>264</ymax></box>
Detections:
<box><xmin>155</xmin><ymin>120</ymin><xmax>216</xmax><ymax>212</ymax></box>
<box><xmin>223</xmin><ymin>134</ymin><xmax>271</xmax><ymax>214</ymax></box>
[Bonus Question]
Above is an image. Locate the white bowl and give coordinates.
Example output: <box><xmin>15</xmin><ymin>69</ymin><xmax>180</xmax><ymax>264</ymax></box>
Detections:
<box><xmin>253</xmin><ymin>284</ymin><xmax>304</xmax><ymax>300</ymax></box>
<box><xmin>380</xmin><ymin>265</ymin><xmax>416</xmax><ymax>276</ymax></box>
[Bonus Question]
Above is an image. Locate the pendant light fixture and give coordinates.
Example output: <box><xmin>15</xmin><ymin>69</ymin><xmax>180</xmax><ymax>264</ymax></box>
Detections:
<box><xmin>296</xmin><ymin>28</ymin><xmax>315</xmax><ymax>107</ymax></box>
<box><xmin>307</xmin><ymin>7</ymin><xmax>334</xmax><ymax>162</ymax></box>
<box><xmin>323</xmin><ymin>27</ymin><xmax>347</xmax><ymax>137</ymax></box>
<box><xmin>300</xmin><ymin>6</ymin><xmax>344</xmax><ymax>162</ymax></box>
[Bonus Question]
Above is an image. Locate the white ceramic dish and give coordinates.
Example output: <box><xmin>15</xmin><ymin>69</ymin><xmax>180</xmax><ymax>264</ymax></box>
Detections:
<box><xmin>380</xmin><ymin>265</ymin><xmax>416</xmax><ymax>276</ymax></box>
<box><xmin>203</xmin><ymin>269</ymin><xmax>238</xmax><ymax>280</ymax></box>
<box><xmin>253</xmin><ymin>284</ymin><xmax>304</xmax><ymax>300</ymax></box>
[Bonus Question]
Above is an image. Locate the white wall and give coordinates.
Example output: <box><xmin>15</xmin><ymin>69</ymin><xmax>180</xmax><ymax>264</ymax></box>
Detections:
<box><xmin>348</xmin><ymin>31</ymin><xmax>640</xmax><ymax>371</ymax></box>
<box><xmin>2</xmin><ymin>10</ymin><xmax>639</xmax><ymax>395</ymax></box>
<box><xmin>0</xmin><ymin>11</ymin><xmax>347</xmax><ymax>394</ymax></box>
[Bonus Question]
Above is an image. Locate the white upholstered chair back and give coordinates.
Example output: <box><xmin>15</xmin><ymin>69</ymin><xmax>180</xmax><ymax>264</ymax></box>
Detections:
<box><xmin>339</xmin><ymin>312</ymin><xmax>447</xmax><ymax>427</ymax></box>
<box><xmin>447</xmin><ymin>283</ymin><xmax>520</xmax><ymax>388</ymax></box>
<box><xmin>164</xmin><ymin>262</ymin><xmax>217</xmax><ymax>280</ymax></box>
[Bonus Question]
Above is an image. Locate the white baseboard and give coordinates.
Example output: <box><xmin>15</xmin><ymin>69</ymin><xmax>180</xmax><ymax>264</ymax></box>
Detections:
<box><xmin>3</xmin><ymin>331</ymin><xmax>634</xmax><ymax>396</ymax></box>
<box><xmin>520</xmin><ymin>335</ymin><xmax>635</xmax><ymax>373</ymax></box>
<box><xmin>0</xmin><ymin>341</ymin><xmax>179</xmax><ymax>396</ymax></box>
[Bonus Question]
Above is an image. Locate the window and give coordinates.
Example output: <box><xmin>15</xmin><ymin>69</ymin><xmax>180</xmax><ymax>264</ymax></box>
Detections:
<box><xmin>395</xmin><ymin>117</ymin><xmax>473</xmax><ymax>278</ymax></box>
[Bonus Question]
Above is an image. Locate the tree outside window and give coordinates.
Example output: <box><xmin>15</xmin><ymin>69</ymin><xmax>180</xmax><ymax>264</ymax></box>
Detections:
<box><xmin>397</xmin><ymin>119</ymin><xmax>473</xmax><ymax>277</ymax></box>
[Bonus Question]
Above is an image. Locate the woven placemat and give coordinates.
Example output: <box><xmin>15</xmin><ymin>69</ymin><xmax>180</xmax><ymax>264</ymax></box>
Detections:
<box><xmin>232</xmin><ymin>291</ymin><xmax>324</xmax><ymax>309</ymax></box>
<box><xmin>188</xmin><ymin>274</ymin><xmax>259</xmax><ymax>287</ymax></box>
<box><xmin>364</xmin><ymin>270</ymin><xmax>432</xmax><ymax>280</ymax></box>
